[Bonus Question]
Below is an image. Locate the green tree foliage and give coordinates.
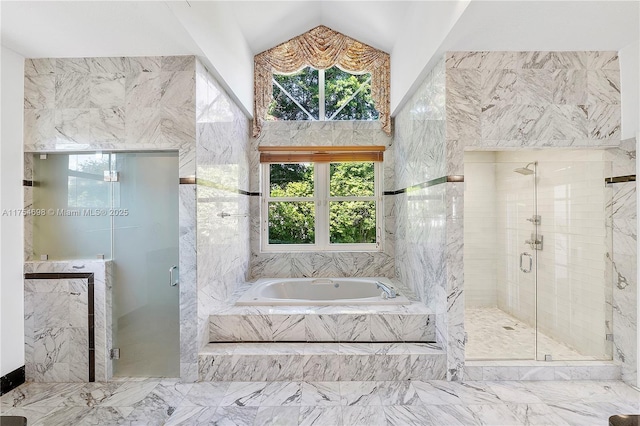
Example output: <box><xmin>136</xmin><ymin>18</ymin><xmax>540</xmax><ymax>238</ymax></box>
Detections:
<box><xmin>268</xmin><ymin>163</ymin><xmax>315</xmax><ymax>244</ymax></box>
<box><xmin>270</xmin><ymin>68</ymin><xmax>319</xmax><ymax>120</ymax></box>
<box><xmin>68</xmin><ymin>155</ymin><xmax>111</xmax><ymax>208</ymax></box>
<box><xmin>269</xmin><ymin>163</ymin><xmax>314</xmax><ymax>196</ymax></box>
<box><xmin>268</xmin><ymin>162</ymin><xmax>376</xmax><ymax>245</ymax></box>
<box><xmin>268</xmin><ymin>66</ymin><xmax>379</xmax><ymax>121</ymax></box>
<box><xmin>268</xmin><ymin>201</ymin><xmax>315</xmax><ymax>244</ymax></box>
<box><xmin>324</xmin><ymin>68</ymin><xmax>379</xmax><ymax>120</ymax></box>
<box><xmin>330</xmin><ymin>162</ymin><xmax>374</xmax><ymax>196</ymax></box>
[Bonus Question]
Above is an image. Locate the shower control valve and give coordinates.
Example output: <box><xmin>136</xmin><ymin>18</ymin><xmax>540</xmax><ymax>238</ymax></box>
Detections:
<box><xmin>526</xmin><ymin>215</ymin><xmax>541</xmax><ymax>225</ymax></box>
<box><xmin>524</xmin><ymin>233</ymin><xmax>543</xmax><ymax>251</ymax></box>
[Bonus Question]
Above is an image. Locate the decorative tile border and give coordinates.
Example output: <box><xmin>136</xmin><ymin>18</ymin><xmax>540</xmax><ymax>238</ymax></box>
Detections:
<box><xmin>383</xmin><ymin>175</ymin><xmax>465</xmax><ymax>195</ymax></box>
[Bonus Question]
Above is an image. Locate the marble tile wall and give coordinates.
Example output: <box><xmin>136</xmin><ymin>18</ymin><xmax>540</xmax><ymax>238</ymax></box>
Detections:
<box><xmin>605</xmin><ymin>138</ymin><xmax>637</xmax><ymax>385</ymax></box>
<box><xmin>23</xmin><ymin>56</ymin><xmax>200</xmax><ymax>381</ymax></box>
<box><xmin>23</xmin><ymin>260</ymin><xmax>111</xmax><ymax>382</ymax></box>
<box><xmin>393</xmin><ymin>59</ymin><xmax>460</xmax><ymax>379</ymax></box>
<box><xmin>249</xmin><ymin>121</ymin><xmax>395</xmax><ymax>279</ymax></box>
<box><xmin>445</xmin><ymin>51</ymin><xmax>621</xmax><ymax>149</ymax></box>
<box><xmin>23</xmin><ymin>56</ymin><xmax>197</xmax><ymax>176</ymax></box>
<box><xmin>195</xmin><ymin>61</ymin><xmax>251</xmax><ymax>354</ymax></box>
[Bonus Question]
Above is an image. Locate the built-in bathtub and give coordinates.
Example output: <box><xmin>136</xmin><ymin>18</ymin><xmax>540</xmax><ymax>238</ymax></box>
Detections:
<box><xmin>235</xmin><ymin>277</ymin><xmax>410</xmax><ymax>306</ymax></box>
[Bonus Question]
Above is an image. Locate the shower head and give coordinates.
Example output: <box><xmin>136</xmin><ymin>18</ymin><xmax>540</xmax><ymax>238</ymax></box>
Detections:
<box><xmin>514</xmin><ymin>162</ymin><xmax>536</xmax><ymax>175</ymax></box>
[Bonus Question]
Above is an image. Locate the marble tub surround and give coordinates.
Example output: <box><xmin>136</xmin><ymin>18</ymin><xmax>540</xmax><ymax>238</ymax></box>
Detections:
<box><xmin>210</xmin><ymin>279</ymin><xmax>435</xmax><ymax>343</ymax></box>
<box><xmin>24</xmin><ymin>261</ymin><xmax>111</xmax><ymax>382</ymax></box>
<box><xmin>199</xmin><ymin>342</ymin><xmax>445</xmax><ymax>381</ymax></box>
<box><xmin>209</xmin><ymin>311</ymin><xmax>435</xmax><ymax>343</ymax></box>
<box><xmin>248</xmin><ymin>121</ymin><xmax>395</xmax><ymax>281</ymax></box>
<box><xmin>5</xmin><ymin>380</ymin><xmax>637</xmax><ymax>426</ymax></box>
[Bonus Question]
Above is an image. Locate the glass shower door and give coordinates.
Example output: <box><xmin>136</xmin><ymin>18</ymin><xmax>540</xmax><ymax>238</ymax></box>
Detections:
<box><xmin>111</xmin><ymin>152</ymin><xmax>180</xmax><ymax>377</ymax></box>
<box><xmin>465</xmin><ymin>152</ymin><xmax>613</xmax><ymax>362</ymax></box>
<box><xmin>535</xmin><ymin>159</ymin><xmax>613</xmax><ymax>361</ymax></box>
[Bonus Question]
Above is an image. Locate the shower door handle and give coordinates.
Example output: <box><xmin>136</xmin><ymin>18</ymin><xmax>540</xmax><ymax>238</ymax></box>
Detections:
<box><xmin>169</xmin><ymin>265</ymin><xmax>179</xmax><ymax>287</ymax></box>
<box><xmin>519</xmin><ymin>252</ymin><xmax>532</xmax><ymax>273</ymax></box>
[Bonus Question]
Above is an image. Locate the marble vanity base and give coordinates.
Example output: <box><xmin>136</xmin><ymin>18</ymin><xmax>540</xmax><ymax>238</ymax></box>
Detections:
<box><xmin>465</xmin><ymin>360</ymin><xmax>621</xmax><ymax>381</ymax></box>
<box><xmin>198</xmin><ymin>342</ymin><xmax>446</xmax><ymax>381</ymax></box>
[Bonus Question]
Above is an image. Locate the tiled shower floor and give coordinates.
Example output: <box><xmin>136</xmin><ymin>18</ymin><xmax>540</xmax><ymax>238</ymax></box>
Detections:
<box><xmin>465</xmin><ymin>307</ymin><xmax>602</xmax><ymax>361</ymax></box>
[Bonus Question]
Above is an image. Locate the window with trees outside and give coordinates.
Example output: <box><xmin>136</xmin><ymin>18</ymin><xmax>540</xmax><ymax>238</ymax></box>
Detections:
<box><xmin>268</xmin><ymin>67</ymin><xmax>379</xmax><ymax>121</ymax></box>
<box><xmin>262</xmin><ymin>160</ymin><xmax>381</xmax><ymax>252</ymax></box>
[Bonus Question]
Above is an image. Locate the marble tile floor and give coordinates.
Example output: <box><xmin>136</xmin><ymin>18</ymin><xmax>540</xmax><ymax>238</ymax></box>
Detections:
<box><xmin>1</xmin><ymin>379</ymin><xmax>638</xmax><ymax>425</ymax></box>
<box><xmin>466</xmin><ymin>307</ymin><xmax>603</xmax><ymax>361</ymax></box>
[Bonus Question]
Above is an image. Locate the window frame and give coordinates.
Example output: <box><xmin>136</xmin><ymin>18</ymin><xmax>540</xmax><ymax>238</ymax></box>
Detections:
<box><xmin>261</xmin><ymin>161</ymin><xmax>383</xmax><ymax>253</ymax></box>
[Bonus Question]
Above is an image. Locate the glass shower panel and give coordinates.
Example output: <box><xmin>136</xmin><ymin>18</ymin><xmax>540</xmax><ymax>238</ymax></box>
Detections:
<box><xmin>535</xmin><ymin>160</ymin><xmax>613</xmax><ymax>361</ymax></box>
<box><xmin>494</xmin><ymin>162</ymin><xmax>538</xmax><ymax>360</ymax></box>
<box><xmin>464</xmin><ymin>158</ymin><xmax>537</xmax><ymax>360</ymax></box>
<box><xmin>111</xmin><ymin>152</ymin><xmax>180</xmax><ymax>377</ymax></box>
<box><xmin>32</xmin><ymin>153</ymin><xmax>112</xmax><ymax>259</ymax></box>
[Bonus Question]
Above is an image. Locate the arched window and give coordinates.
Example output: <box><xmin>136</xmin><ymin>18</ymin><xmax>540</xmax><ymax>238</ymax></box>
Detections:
<box><xmin>253</xmin><ymin>26</ymin><xmax>390</xmax><ymax>137</ymax></box>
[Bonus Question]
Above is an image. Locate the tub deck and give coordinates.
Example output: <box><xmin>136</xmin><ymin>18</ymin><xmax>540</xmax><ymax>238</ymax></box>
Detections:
<box><xmin>209</xmin><ymin>279</ymin><xmax>435</xmax><ymax>343</ymax></box>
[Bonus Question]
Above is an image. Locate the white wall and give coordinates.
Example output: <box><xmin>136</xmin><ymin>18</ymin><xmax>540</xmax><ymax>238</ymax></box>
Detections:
<box><xmin>167</xmin><ymin>2</ymin><xmax>254</xmax><ymax>117</ymax></box>
<box><xmin>620</xmin><ymin>41</ymin><xmax>640</xmax><ymax>140</ymax></box>
<box><xmin>1</xmin><ymin>45</ymin><xmax>25</xmax><ymax>377</ymax></box>
<box><xmin>389</xmin><ymin>1</ymin><xmax>470</xmax><ymax>114</ymax></box>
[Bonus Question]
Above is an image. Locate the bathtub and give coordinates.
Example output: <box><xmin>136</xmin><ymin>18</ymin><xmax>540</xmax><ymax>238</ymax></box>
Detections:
<box><xmin>235</xmin><ymin>277</ymin><xmax>410</xmax><ymax>306</ymax></box>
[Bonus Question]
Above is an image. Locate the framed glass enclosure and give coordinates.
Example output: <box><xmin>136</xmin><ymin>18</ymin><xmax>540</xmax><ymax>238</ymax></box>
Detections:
<box><xmin>32</xmin><ymin>151</ymin><xmax>180</xmax><ymax>377</ymax></box>
<box><xmin>464</xmin><ymin>151</ymin><xmax>613</xmax><ymax>361</ymax></box>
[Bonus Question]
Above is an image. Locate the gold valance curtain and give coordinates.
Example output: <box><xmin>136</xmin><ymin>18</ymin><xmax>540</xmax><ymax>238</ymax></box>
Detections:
<box><xmin>253</xmin><ymin>25</ymin><xmax>391</xmax><ymax>138</ymax></box>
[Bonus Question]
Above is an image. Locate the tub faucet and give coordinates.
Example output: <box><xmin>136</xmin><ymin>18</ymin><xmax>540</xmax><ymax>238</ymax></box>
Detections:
<box><xmin>376</xmin><ymin>281</ymin><xmax>396</xmax><ymax>299</ymax></box>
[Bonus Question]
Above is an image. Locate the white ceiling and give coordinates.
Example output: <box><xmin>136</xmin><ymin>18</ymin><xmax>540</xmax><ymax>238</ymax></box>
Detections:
<box><xmin>0</xmin><ymin>1</ymin><xmax>203</xmax><ymax>58</ymax></box>
<box><xmin>1</xmin><ymin>1</ymin><xmax>638</xmax><ymax>115</ymax></box>
<box><xmin>442</xmin><ymin>1</ymin><xmax>639</xmax><ymax>52</ymax></box>
<box><xmin>226</xmin><ymin>1</ymin><xmax>411</xmax><ymax>54</ymax></box>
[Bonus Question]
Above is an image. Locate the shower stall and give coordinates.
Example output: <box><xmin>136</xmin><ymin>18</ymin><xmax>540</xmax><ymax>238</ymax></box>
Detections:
<box><xmin>30</xmin><ymin>151</ymin><xmax>180</xmax><ymax>377</ymax></box>
<box><xmin>464</xmin><ymin>150</ymin><xmax>613</xmax><ymax>361</ymax></box>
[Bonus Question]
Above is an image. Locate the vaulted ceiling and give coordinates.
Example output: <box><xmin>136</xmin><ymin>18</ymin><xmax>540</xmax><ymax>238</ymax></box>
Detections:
<box><xmin>2</xmin><ymin>1</ymin><xmax>638</xmax><ymax>116</ymax></box>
